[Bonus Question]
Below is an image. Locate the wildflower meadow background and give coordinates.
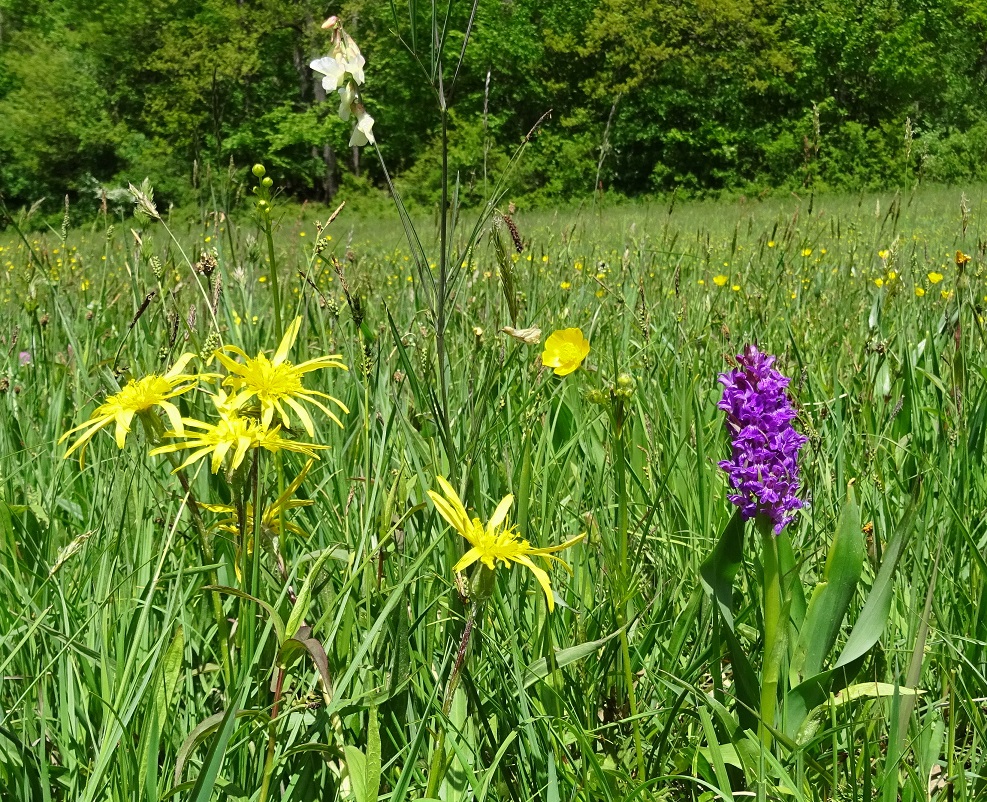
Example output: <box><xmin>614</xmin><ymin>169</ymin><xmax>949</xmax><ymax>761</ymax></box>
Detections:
<box><xmin>2</xmin><ymin>4</ymin><xmax>987</xmax><ymax>802</ymax></box>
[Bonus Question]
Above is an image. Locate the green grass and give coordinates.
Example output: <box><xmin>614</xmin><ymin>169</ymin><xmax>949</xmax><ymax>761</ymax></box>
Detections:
<box><xmin>1</xmin><ymin>183</ymin><xmax>986</xmax><ymax>801</ymax></box>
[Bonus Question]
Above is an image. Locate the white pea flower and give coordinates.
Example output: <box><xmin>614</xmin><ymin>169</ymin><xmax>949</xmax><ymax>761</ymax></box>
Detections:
<box><xmin>337</xmin><ymin>83</ymin><xmax>357</xmax><ymax>121</ymax></box>
<box><xmin>341</xmin><ymin>47</ymin><xmax>365</xmax><ymax>85</ymax></box>
<box><xmin>310</xmin><ymin>56</ymin><xmax>345</xmax><ymax>92</ymax></box>
<box><xmin>311</xmin><ymin>16</ymin><xmax>375</xmax><ymax>148</ymax></box>
<box><xmin>349</xmin><ymin>108</ymin><xmax>375</xmax><ymax>147</ymax></box>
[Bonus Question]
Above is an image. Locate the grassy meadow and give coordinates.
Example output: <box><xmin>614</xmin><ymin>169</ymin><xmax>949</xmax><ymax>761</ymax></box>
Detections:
<box><xmin>1</xmin><ymin>182</ymin><xmax>986</xmax><ymax>801</ymax></box>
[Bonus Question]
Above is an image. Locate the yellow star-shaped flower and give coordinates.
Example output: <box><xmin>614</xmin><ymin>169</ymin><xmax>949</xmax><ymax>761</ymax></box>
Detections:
<box><xmin>428</xmin><ymin>477</ymin><xmax>584</xmax><ymax>612</ymax></box>
<box><xmin>59</xmin><ymin>353</ymin><xmax>199</xmax><ymax>465</ymax></box>
<box><xmin>214</xmin><ymin>316</ymin><xmax>348</xmax><ymax>436</ymax></box>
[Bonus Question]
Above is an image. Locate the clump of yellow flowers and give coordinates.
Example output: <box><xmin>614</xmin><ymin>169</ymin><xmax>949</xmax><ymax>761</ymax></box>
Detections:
<box><xmin>61</xmin><ymin>317</ymin><xmax>348</xmax><ymax>477</ymax></box>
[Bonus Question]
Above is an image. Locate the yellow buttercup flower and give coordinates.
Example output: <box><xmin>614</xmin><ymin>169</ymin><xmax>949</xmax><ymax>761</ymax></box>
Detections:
<box><xmin>928</xmin><ymin>272</ymin><xmax>944</xmax><ymax>284</ymax></box>
<box><xmin>215</xmin><ymin>316</ymin><xmax>348</xmax><ymax>436</ymax></box>
<box><xmin>541</xmin><ymin>328</ymin><xmax>590</xmax><ymax>377</ymax></box>
<box><xmin>956</xmin><ymin>250</ymin><xmax>971</xmax><ymax>267</ymax></box>
<box><xmin>427</xmin><ymin>477</ymin><xmax>584</xmax><ymax>612</ymax></box>
<box><xmin>915</xmin><ymin>287</ymin><xmax>926</xmax><ymax>297</ymax></box>
<box><xmin>713</xmin><ymin>274</ymin><xmax>728</xmax><ymax>287</ymax></box>
<box><xmin>150</xmin><ymin>394</ymin><xmax>327</xmax><ymax>474</ymax></box>
<box><xmin>60</xmin><ymin>353</ymin><xmax>199</xmax><ymax>464</ymax></box>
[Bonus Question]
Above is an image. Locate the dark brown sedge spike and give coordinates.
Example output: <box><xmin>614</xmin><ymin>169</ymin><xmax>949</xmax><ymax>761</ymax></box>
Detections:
<box><xmin>129</xmin><ymin>291</ymin><xmax>156</xmax><ymax>330</ymax></box>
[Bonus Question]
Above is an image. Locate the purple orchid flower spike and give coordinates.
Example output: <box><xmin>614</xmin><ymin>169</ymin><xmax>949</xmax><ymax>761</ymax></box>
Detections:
<box><xmin>717</xmin><ymin>345</ymin><xmax>808</xmax><ymax>534</ymax></box>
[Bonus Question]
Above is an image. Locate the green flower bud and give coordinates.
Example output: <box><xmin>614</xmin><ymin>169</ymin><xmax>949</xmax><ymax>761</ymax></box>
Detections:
<box><xmin>261</xmin><ymin>176</ymin><xmax>273</xmax><ymax>188</ymax></box>
<box><xmin>252</xmin><ymin>164</ymin><xmax>266</xmax><ymax>178</ymax></box>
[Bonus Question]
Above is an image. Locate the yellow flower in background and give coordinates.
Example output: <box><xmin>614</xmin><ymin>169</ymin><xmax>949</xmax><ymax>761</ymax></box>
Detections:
<box><xmin>427</xmin><ymin>477</ymin><xmax>584</xmax><ymax>612</ymax></box>
<box><xmin>956</xmin><ymin>250</ymin><xmax>971</xmax><ymax>267</ymax></box>
<box><xmin>874</xmin><ymin>278</ymin><xmax>884</xmax><ymax>288</ymax></box>
<box><xmin>60</xmin><ymin>353</ymin><xmax>199</xmax><ymax>465</ymax></box>
<box><xmin>878</xmin><ymin>249</ymin><xmax>889</xmax><ymax>260</ymax></box>
<box><xmin>801</xmin><ymin>248</ymin><xmax>813</xmax><ymax>257</ymax></box>
<box><xmin>767</xmin><ymin>241</ymin><xmax>776</xmax><ymax>248</ymax></box>
<box><xmin>928</xmin><ymin>272</ymin><xmax>944</xmax><ymax>284</ymax></box>
<box><xmin>560</xmin><ymin>281</ymin><xmax>571</xmax><ymax>290</ymax></box>
<box><xmin>541</xmin><ymin>328</ymin><xmax>590</xmax><ymax>377</ymax></box>
<box><xmin>915</xmin><ymin>287</ymin><xmax>926</xmax><ymax>297</ymax></box>
<box><xmin>713</xmin><ymin>274</ymin><xmax>728</xmax><ymax>287</ymax></box>
<box><xmin>150</xmin><ymin>399</ymin><xmax>327</xmax><ymax>474</ymax></box>
<box><xmin>215</xmin><ymin>316</ymin><xmax>348</xmax><ymax>436</ymax></box>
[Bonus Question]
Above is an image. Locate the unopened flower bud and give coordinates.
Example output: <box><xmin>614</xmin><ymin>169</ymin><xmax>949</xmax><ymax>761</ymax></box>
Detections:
<box><xmin>616</xmin><ymin>373</ymin><xmax>636</xmax><ymax>397</ymax></box>
<box><xmin>252</xmin><ymin>164</ymin><xmax>266</xmax><ymax>178</ymax></box>
<box><xmin>261</xmin><ymin>176</ymin><xmax>273</xmax><ymax>188</ymax></box>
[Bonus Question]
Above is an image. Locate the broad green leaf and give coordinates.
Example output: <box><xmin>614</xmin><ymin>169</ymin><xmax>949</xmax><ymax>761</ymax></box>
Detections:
<box><xmin>835</xmin><ymin>483</ymin><xmax>920</xmax><ymax>668</ymax></box>
<box><xmin>790</xmin><ymin>484</ymin><xmax>863</xmax><ymax>683</ymax></box>
<box><xmin>140</xmin><ymin>625</ymin><xmax>184</xmax><ymax>800</ymax></box>
<box><xmin>699</xmin><ymin>510</ymin><xmax>745</xmax><ymax>628</ymax></box>
<box><xmin>344</xmin><ymin>745</ymin><xmax>368</xmax><ymax>802</ymax></box>
<box><xmin>786</xmin><ymin>481</ymin><xmax>921</xmax><ymax>737</ymax></box>
<box><xmin>366</xmin><ymin>706</ymin><xmax>381</xmax><ymax>802</ymax></box>
<box><xmin>796</xmin><ymin>683</ymin><xmax>921</xmax><ymax>745</ymax></box>
<box><xmin>698</xmin><ymin>707</ymin><xmax>735</xmax><ymax>801</ymax></box>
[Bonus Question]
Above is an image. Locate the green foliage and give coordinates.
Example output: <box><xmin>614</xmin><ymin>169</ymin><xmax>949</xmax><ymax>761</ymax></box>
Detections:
<box><xmin>4</xmin><ymin>0</ymin><xmax>987</xmax><ymax>215</ymax></box>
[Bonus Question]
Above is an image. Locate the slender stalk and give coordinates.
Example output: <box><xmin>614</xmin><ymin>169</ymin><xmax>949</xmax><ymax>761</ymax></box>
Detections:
<box><xmin>425</xmin><ymin>587</ymin><xmax>482</xmax><ymax>798</ymax></box>
<box><xmin>758</xmin><ymin>520</ymin><xmax>785</xmax><ymax>750</ymax></box>
<box><xmin>258</xmin><ymin>666</ymin><xmax>286</xmax><ymax>802</ymax></box>
<box><xmin>612</xmin><ymin>403</ymin><xmax>645</xmax><ymax>778</ymax></box>
<box><xmin>435</xmin><ymin>98</ymin><xmax>456</xmax><ymax>478</ymax></box>
<box><xmin>263</xmin><ymin>219</ymin><xmax>283</xmax><ymax>343</ymax></box>
<box><xmin>140</xmin><ymin>413</ymin><xmax>232</xmax><ymax>688</ymax></box>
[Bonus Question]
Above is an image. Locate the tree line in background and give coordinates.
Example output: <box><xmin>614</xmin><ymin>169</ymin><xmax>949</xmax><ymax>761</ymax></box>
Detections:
<box><xmin>2</xmin><ymin>0</ymin><xmax>987</xmax><ymax>219</ymax></box>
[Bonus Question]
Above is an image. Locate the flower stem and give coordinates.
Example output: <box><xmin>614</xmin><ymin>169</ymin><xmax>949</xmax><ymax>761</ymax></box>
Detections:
<box><xmin>425</xmin><ymin>587</ymin><xmax>481</xmax><ymax>798</ymax></box>
<box><xmin>612</xmin><ymin>404</ymin><xmax>645</xmax><ymax>779</ymax></box>
<box><xmin>141</xmin><ymin>413</ymin><xmax>232</xmax><ymax>689</ymax></box>
<box><xmin>258</xmin><ymin>666</ymin><xmax>286</xmax><ymax>802</ymax></box>
<box><xmin>263</xmin><ymin>218</ymin><xmax>283</xmax><ymax>343</ymax></box>
<box><xmin>758</xmin><ymin>519</ymin><xmax>786</xmax><ymax>750</ymax></box>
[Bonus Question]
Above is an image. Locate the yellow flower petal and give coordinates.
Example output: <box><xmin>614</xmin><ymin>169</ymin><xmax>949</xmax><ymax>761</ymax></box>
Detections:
<box><xmin>453</xmin><ymin>546</ymin><xmax>483</xmax><ymax>574</ymax></box>
<box><xmin>273</xmin><ymin>317</ymin><xmax>302</xmax><ymax>365</ymax></box>
<box><xmin>487</xmin><ymin>494</ymin><xmax>514</xmax><ymax>531</ymax></box>
<box><xmin>512</xmin><ymin>554</ymin><xmax>555</xmax><ymax>612</ymax></box>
